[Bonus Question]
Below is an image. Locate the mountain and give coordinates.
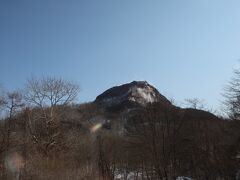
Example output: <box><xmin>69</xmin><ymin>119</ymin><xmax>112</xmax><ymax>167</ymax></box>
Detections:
<box><xmin>95</xmin><ymin>81</ymin><xmax>172</xmax><ymax>111</ymax></box>
<box><xmin>93</xmin><ymin>81</ymin><xmax>226</xmax><ymax>137</ymax></box>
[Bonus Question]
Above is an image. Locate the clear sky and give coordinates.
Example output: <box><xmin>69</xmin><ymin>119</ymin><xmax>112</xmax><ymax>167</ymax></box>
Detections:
<box><xmin>0</xmin><ymin>0</ymin><xmax>240</xmax><ymax>110</ymax></box>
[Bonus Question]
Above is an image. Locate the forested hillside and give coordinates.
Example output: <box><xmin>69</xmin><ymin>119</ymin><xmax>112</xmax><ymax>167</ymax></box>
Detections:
<box><xmin>0</xmin><ymin>77</ymin><xmax>240</xmax><ymax>180</ymax></box>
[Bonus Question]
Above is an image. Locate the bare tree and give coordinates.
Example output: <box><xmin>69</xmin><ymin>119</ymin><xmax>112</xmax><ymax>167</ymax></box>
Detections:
<box><xmin>25</xmin><ymin>76</ymin><xmax>79</xmax><ymax>107</ymax></box>
<box><xmin>0</xmin><ymin>89</ymin><xmax>7</xmax><ymax>155</ymax></box>
<box><xmin>0</xmin><ymin>89</ymin><xmax>25</xmax><ymax>178</ymax></box>
<box><xmin>5</xmin><ymin>91</ymin><xmax>25</xmax><ymax>119</ymax></box>
<box><xmin>223</xmin><ymin>69</ymin><xmax>240</xmax><ymax>120</ymax></box>
<box><xmin>24</xmin><ymin>76</ymin><xmax>80</xmax><ymax>156</ymax></box>
<box><xmin>4</xmin><ymin>91</ymin><xmax>25</xmax><ymax>148</ymax></box>
<box><xmin>0</xmin><ymin>97</ymin><xmax>4</xmax><ymax>111</ymax></box>
<box><xmin>125</xmin><ymin>103</ymin><xmax>184</xmax><ymax>179</ymax></box>
<box><xmin>0</xmin><ymin>87</ymin><xmax>5</xmax><ymax>114</ymax></box>
<box><xmin>0</xmin><ymin>90</ymin><xmax>24</xmax><ymax>147</ymax></box>
<box><xmin>184</xmin><ymin>98</ymin><xmax>205</xmax><ymax>110</ymax></box>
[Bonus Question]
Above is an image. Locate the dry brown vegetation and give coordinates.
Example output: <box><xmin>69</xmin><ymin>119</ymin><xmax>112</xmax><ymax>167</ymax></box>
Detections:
<box><xmin>0</xmin><ymin>76</ymin><xmax>240</xmax><ymax>180</ymax></box>
<box><xmin>0</xmin><ymin>102</ymin><xmax>239</xmax><ymax>180</ymax></box>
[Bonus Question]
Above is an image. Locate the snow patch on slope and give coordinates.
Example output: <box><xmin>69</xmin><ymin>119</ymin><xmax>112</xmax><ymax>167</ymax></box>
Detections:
<box><xmin>130</xmin><ymin>86</ymin><xmax>157</xmax><ymax>105</ymax></box>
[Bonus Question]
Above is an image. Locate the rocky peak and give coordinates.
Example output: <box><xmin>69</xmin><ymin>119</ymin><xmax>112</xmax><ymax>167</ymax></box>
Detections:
<box><xmin>95</xmin><ymin>81</ymin><xmax>171</xmax><ymax>110</ymax></box>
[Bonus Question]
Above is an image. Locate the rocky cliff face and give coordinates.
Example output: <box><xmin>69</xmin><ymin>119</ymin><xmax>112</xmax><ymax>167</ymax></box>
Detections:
<box><xmin>95</xmin><ymin>81</ymin><xmax>172</xmax><ymax>110</ymax></box>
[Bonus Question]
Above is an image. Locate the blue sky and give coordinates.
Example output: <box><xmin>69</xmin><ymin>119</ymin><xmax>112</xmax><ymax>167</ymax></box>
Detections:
<box><xmin>0</xmin><ymin>0</ymin><xmax>240</xmax><ymax>110</ymax></box>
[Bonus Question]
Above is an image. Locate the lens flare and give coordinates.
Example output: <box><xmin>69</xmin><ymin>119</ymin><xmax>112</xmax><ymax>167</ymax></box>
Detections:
<box><xmin>90</xmin><ymin>123</ymin><xmax>102</xmax><ymax>133</ymax></box>
<box><xmin>5</xmin><ymin>152</ymin><xmax>24</xmax><ymax>174</ymax></box>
